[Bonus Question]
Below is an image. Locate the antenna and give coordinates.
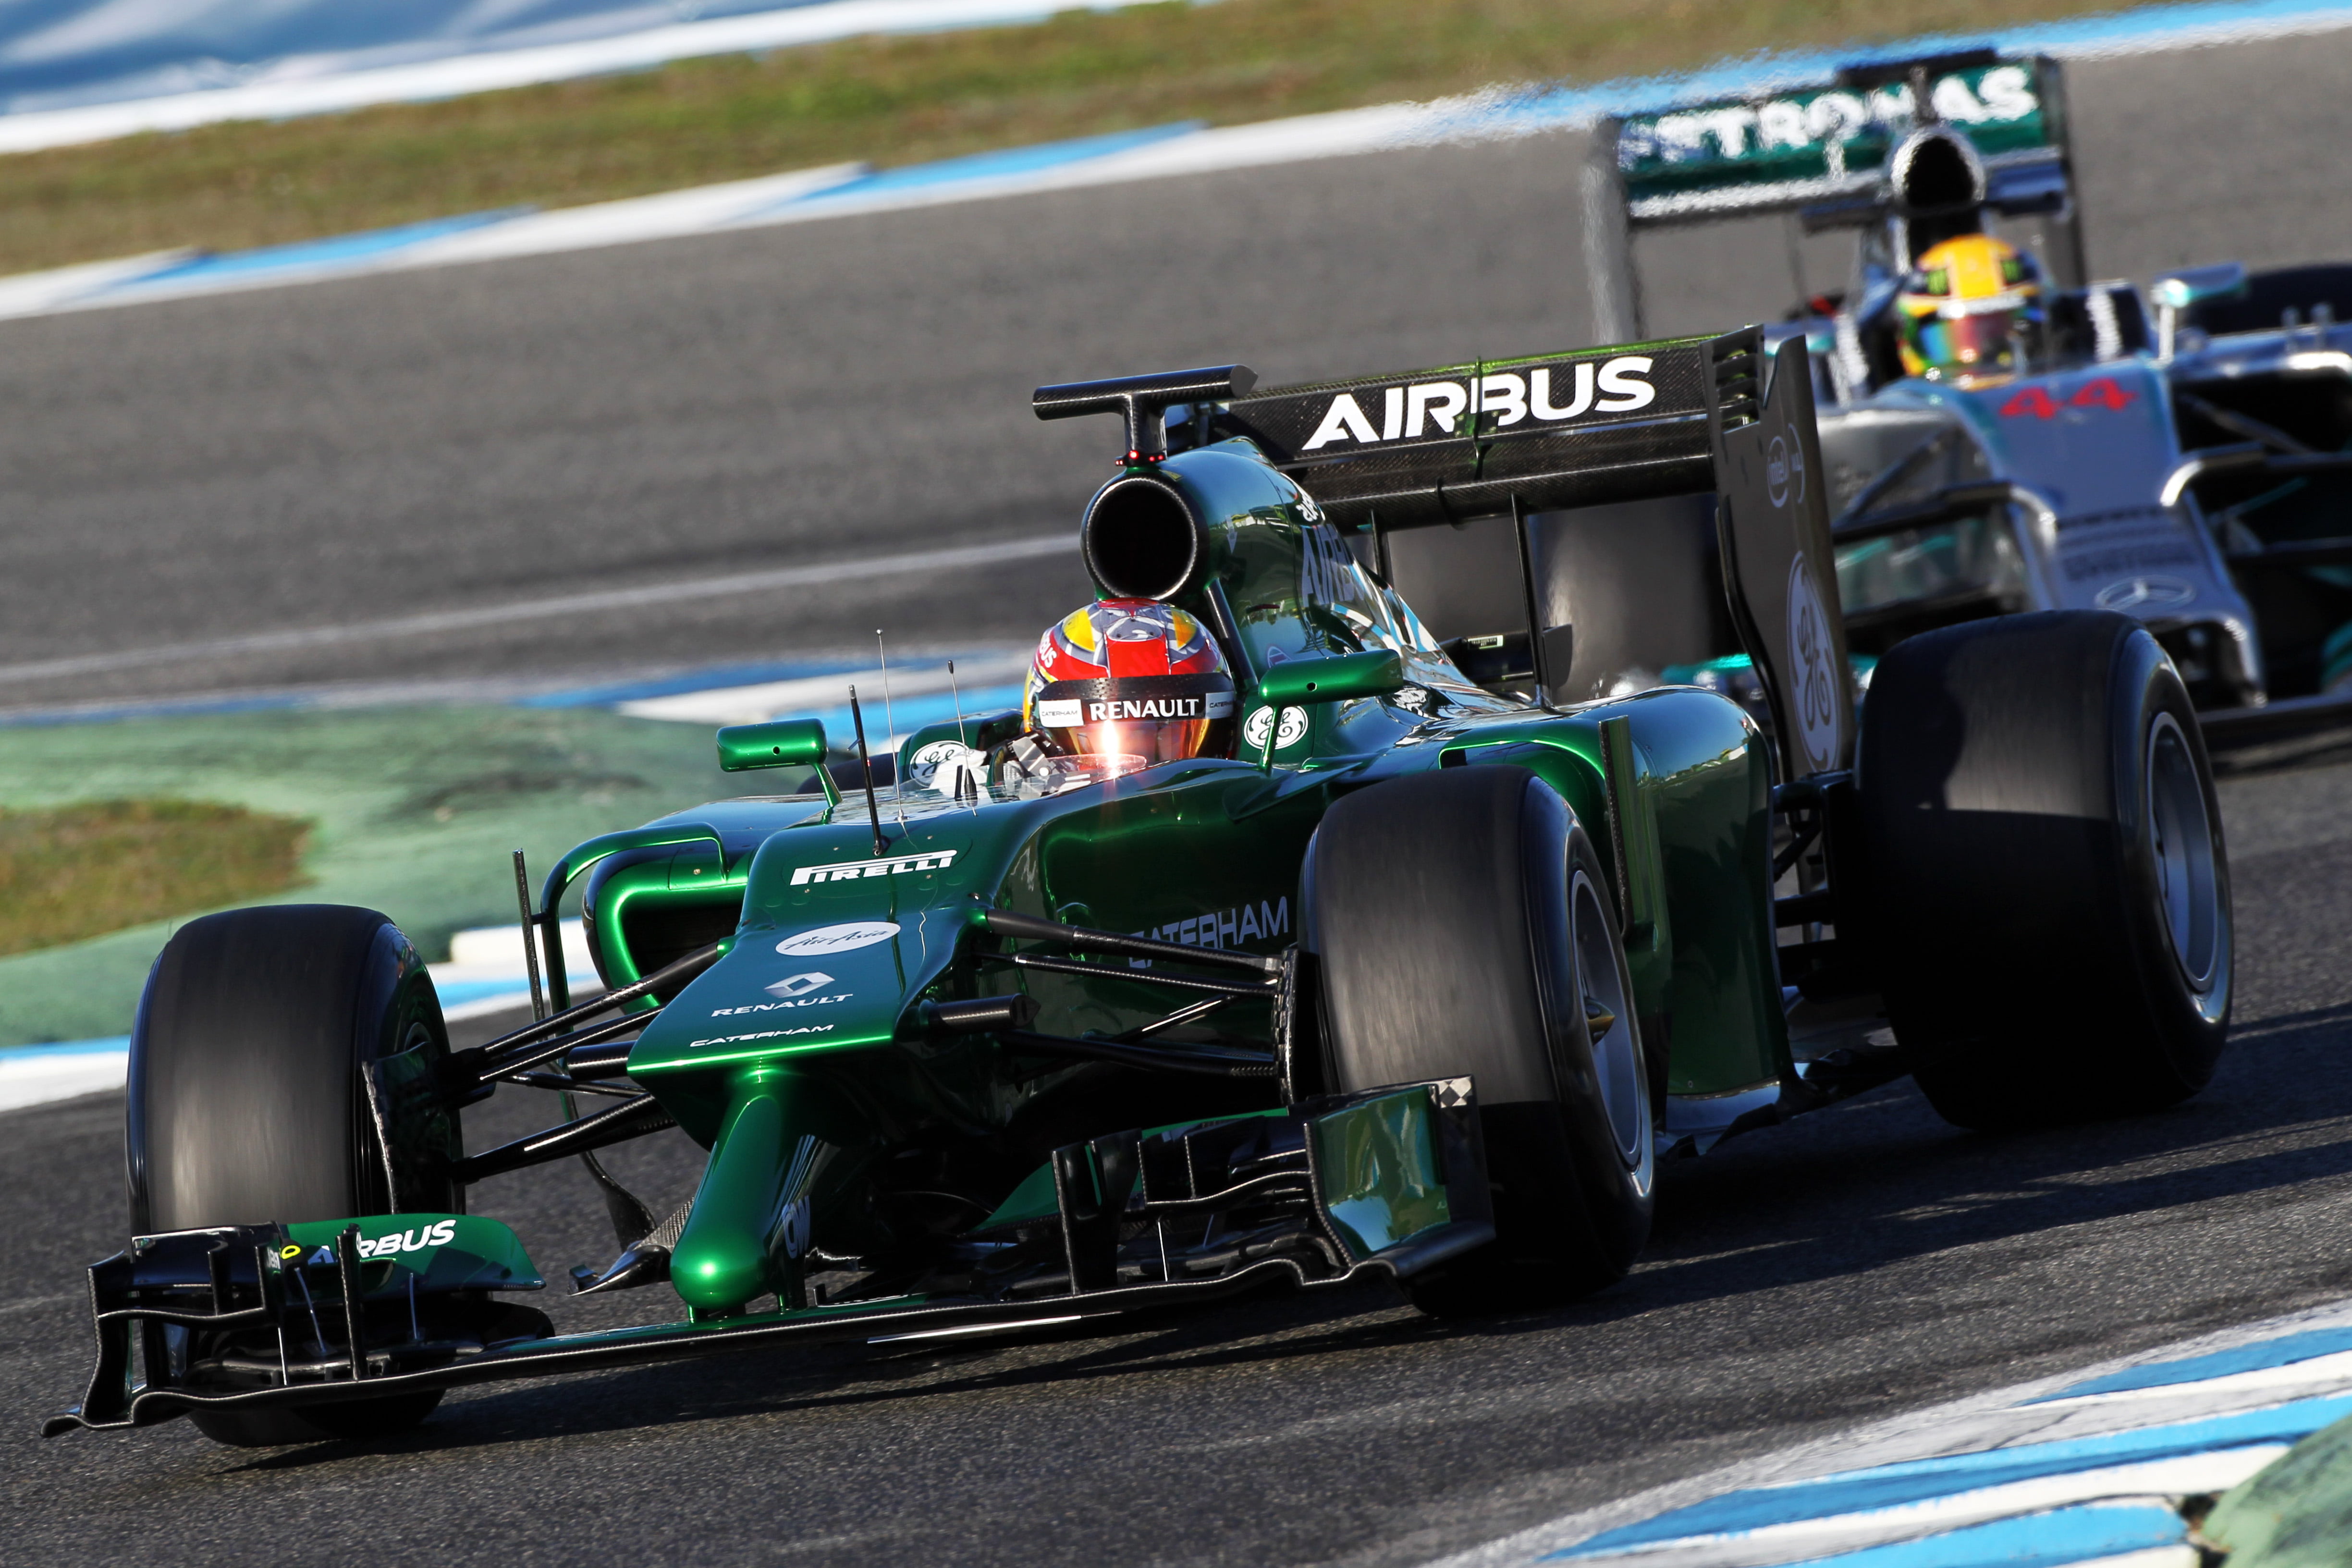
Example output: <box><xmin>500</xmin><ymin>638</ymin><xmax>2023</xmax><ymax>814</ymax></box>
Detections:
<box><xmin>876</xmin><ymin>629</ymin><xmax>896</xmax><ymax>743</ymax></box>
<box><xmin>947</xmin><ymin>658</ymin><xmax>978</xmax><ymax>809</ymax></box>
<box><xmin>512</xmin><ymin>849</ymin><xmax>546</xmax><ymax>1022</ymax></box>
<box><xmin>848</xmin><ymin>686</ymin><xmax>888</xmax><ymax>857</ymax></box>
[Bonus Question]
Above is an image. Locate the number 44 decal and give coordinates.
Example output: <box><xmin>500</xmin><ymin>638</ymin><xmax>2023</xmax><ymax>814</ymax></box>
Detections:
<box><xmin>2001</xmin><ymin>378</ymin><xmax>2136</xmax><ymax>419</ymax></box>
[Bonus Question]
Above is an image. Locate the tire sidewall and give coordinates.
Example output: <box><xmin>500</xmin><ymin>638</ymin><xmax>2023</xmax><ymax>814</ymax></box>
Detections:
<box><xmin>2110</xmin><ymin>634</ymin><xmax>2232</xmax><ymax>1090</ymax></box>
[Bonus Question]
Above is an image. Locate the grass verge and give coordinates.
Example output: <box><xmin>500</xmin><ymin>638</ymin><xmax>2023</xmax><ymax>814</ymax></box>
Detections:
<box><xmin>0</xmin><ymin>799</ymin><xmax>310</xmax><ymax>958</ymax></box>
<box><xmin>0</xmin><ymin>706</ymin><xmax>761</xmax><ymax>1046</ymax></box>
<box><xmin>0</xmin><ymin>0</ymin><xmax>2139</xmax><ymax>275</ymax></box>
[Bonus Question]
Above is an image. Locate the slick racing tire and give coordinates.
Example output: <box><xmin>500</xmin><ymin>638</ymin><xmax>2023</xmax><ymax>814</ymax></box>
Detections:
<box><xmin>1304</xmin><ymin>765</ymin><xmax>1654</xmax><ymax>1315</ymax></box>
<box><xmin>129</xmin><ymin>905</ymin><xmax>461</xmax><ymax>1446</ymax></box>
<box><xmin>1861</xmin><ymin>612</ymin><xmax>2231</xmax><ymax>1130</ymax></box>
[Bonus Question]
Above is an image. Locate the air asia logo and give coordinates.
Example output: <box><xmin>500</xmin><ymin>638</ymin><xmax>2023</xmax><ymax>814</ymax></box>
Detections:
<box><xmin>1786</xmin><ymin>554</ymin><xmax>1841</xmax><ymax>776</ymax></box>
<box><xmin>1037</xmin><ymin>692</ymin><xmax>1236</xmax><ymax>727</ymax></box>
<box><xmin>788</xmin><ymin>852</ymin><xmax>956</xmax><ymax>887</ymax></box>
<box><xmin>1243</xmin><ymin>706</ymin><xmax>1311</xmax><ymax>751</ymax></box>
<box><xmin>688</xmin><ymin>1023</ymin><xmax>835</xmax><ymax>1048</ymax></box>
<box><xmin>355</xmin><ymin>1220</ymin><xmax>458</xmax><ymax>1260</ymax></box>
<box><xmin>1301</xmin><ymin>357</ymin><xmax>1657</xmax><ymax>452</ymax></box>
<box><xmin>775</xmin><ymin>921</ymin><xmax>900</xmax><ymax>956</ymax></box>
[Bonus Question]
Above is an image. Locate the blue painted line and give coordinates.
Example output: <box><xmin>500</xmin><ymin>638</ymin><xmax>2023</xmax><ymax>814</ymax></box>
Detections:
<box><xmin>1733</xmin><ymin>1502</ymin><xmax>2183</xmax><ymax>1568</ymax></box>
<box><xmin>513</xmin><ymin>655</ymin><xmax>876</xmax><ymax>709</ymax></box>
<box><xmin>1555</xmin><ymin>1395</ymin><xmax>2352</xmax><ymax>1555</ymax></box>
<box><xmin>2037</xmin><ymin>1326</ymin><xmax>2352</xmax><ymax>1402</ymax></box>
<box><xmin>433</xmin><ymin>979</ymin><xmax>535</xmax><ymax>1008</ymax></box>
<box><xmin>0</xmin><ymin>691</ymin><xmax>329</xmax><ymax>728</ymax></box>
<box><xmin>12</xmin><ymin>0</ymin><xmax>2348</xmax><ymax>319</ymax></box>
<box><xmin>772</xmin><ymin>122</ymin><xmax>1202</xmax><ymax>210</ymax></box>
<box><xmin>128</xmin><ymin>208</ymin><xmax>533</xmax><ymax>284</ymax></box>
<box><xmin>0</xmin><ymin>1036</ymin><xmax>130</xmax><ymax>1060</ymax></box>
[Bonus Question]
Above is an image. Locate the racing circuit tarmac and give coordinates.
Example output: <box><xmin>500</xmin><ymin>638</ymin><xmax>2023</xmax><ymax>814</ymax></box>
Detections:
<box><xmin>7</xmin><ymin>22</ymin><xmax>2352</xmax><ymax>1567</ymax></box>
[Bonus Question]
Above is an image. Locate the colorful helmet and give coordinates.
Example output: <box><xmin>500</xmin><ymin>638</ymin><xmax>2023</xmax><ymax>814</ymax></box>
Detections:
<box><xmin>1895</xmin><ymin>234</ymin><xmax>2043</xmax><ymax>385</ymax></box>
<box><xmin>1025</xmin><ymin>599</ymin><xmax>1237</xmax><ymax>766</ymax></box>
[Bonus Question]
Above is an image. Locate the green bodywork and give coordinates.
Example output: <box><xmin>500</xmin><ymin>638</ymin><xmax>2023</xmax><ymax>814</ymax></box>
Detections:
<box><xmin>560</xmin><ymin>439</ymin><xmax>1783</xmax><ymax>1316</ymax></box>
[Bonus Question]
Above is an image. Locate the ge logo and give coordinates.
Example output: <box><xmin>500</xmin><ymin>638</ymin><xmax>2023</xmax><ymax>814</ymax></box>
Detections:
<box><xmin>1243</xmin><ymin>706</ymin><xmax>1309</xmax><ymax>750</ymax></box>
<box><xmin>906</xmin><ymin>739</ymin><xmax>966</xmax><ymax>783</ymax></box>
<box><xmin>1785</xmin><ymin>554</ymin><xmax>1840</xmax><ymax>774</ymax></box>
<box><xmin>1765</xmin><ymin>424</ymin><xmax>1806</xmax><ymax>510</ymax></box>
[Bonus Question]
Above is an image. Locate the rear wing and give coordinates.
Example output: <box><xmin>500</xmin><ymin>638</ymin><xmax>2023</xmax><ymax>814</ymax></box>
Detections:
<box><xmin>1145</xmin><ymin>330</ymin><xmax>1854</xmax><ymax>780</ymax></box>
<box><xmin>1583</xmin><ymin>50</ymin><xmax>2083</xmax><ymax>341</ymax></box>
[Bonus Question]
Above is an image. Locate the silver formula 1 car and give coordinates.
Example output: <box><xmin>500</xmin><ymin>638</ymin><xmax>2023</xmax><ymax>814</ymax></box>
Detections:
<box><xmin>1392</xmin><ymin>49</ymin><xmax>2352</xmax><ymax>743</ymax></box>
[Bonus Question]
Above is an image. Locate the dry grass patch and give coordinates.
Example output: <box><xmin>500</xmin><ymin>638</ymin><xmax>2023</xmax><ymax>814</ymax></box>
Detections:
<box><xmin>0</xmin><ymin>0</ymin><xmax>2134</xmax><ymax>273</ymax></box>
<box><xmin>0</xmin><ymin>799</ymin><xmax>311</xmax><ymax>957</ymax></box>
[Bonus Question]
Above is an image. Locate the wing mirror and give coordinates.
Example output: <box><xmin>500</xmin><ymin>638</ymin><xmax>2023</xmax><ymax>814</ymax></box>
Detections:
<box><xmin>717</xmin><ymin>719</ymin><xmax>840</xmax><ymax>804</ymax></box>
<box><xmin>1250</xmin><ymin>650</ymin><xmax>1404</xmax><ymax>769</ymax></box>
<box><xmin>2152</xmin><ymin>262</ymin><xmax>2248</xmax><ymax>359</ymax></box>
<box><xmin>1257</xmin><ymin>649</ymin><xmax>1405</xmax><ymax>709</ymax></box>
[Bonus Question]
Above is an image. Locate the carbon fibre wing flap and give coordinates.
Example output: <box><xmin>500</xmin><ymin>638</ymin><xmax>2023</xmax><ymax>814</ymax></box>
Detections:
<box><xmin>1200</xmin><ymin>333</ymin><xmax>1732</xmax><ymax>531</ymax></box>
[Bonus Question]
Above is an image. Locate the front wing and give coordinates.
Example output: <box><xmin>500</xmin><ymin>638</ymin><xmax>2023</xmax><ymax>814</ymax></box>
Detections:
<box><xmin>49</xmin><ymin>1078</ymin><xmax>1492</xmax><ymax>1434</ymax></box>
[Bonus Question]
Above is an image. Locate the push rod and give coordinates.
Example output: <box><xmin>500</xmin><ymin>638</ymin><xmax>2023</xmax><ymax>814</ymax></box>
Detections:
<box><xmin>466</xmin><ymin>943</ymin><xmax>723</xmax><ymax>1067</ymax></box>
<box><xmin>981</xmin><ymin>908</ymin><xmax>1282</xmax><ymax>976</ymax></box>
<box><xmin>1008</xmin><ymin>952</ymin><xmax>1275</xmax><ymax>998</ymax></box>
<box><xmin>999</xmin><ymin>1029</ymin><xmax>1278</xmax><ymax>1079</ymax></box>
<box><xmin>453</xmin><ymin>1095</ymin><xmax>679</xmax><ymax>1184</ymax></box>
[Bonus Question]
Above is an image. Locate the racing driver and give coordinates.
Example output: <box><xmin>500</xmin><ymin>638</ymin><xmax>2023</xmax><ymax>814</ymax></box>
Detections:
<box><xmin>927</xmin><ymin>599</ymin><xmax>1239</xmax><ymax>797</ymax></box>
<box><xmin>1893</xmin><ymin>233</ymin><xmax>2046</xmax><ymax>387</ymax></box>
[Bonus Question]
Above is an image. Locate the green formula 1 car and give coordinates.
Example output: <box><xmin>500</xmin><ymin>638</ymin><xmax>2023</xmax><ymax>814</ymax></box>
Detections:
<box><xmin>48</xmin><ymin>329</ymin><xmax>2231</xmax><ymax>1446</ymax></box>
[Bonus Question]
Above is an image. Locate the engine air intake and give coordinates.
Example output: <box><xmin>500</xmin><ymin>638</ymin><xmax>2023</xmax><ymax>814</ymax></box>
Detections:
<box><xmin>1081</xmin><ymin>474</ymin><xmax>1209</xmax><ymax>601</ymax></box>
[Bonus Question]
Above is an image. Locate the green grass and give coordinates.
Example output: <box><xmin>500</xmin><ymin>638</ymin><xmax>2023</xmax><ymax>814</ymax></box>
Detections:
<box><xmin>0</xmin><ymin>706</ymin><xmax>764</xmax><ymax>1046</ymax></box>
<box><xmin>0</xmin><ymin>799</ymin><xmax>310</xmax><ymax>958</ymax></box>
<box><xmin>0</xmin><ymin>0</ymin><xmax>2139</xmax><ymax>275</ymax></box>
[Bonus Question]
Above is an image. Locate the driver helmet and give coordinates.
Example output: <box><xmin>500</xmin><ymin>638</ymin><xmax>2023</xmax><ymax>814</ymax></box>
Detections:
<box><xmin>1025</xmin><ymin>599</ymin><xmax>1237</xmax><ymax>766</ymax></box>
<box><xmin>1895</xmin><ymin>234</ymin><xmax>2044</xmax><ymax>385</ymax></box>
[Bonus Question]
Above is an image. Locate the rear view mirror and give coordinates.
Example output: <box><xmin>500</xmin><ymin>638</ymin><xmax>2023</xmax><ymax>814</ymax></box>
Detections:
<box><xmin>2152</xmin><ymin>262</ymin><xmax>2248</xmax><ymax>359</ymax></box>
<box><xmin>2151</xmin><ymin>262</ymin><xmax>2249</xmax><ymax>311</ymax></box>
<box><xmin>1257</xmin><ymin>649</ymin><xmax>1404</xmax><ymax>708</ymax></box>
<box><xmin>717</xmin><ymin>719</ymin><xmax>828</xmax><ymax>773</ymax></box>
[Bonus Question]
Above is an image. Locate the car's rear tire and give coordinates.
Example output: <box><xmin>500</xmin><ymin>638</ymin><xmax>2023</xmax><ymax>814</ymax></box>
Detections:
<box><xmin>1860</xmin><ymin>611</ymin><xmax>2231</xmax><ymax>1129</ymax></box>
<box><xmin>129</xmin><ymin>904</ymin><xmax>462</xmax><ymax>1446</ymax></box>
<box><xmin>1304</xmin><ymin>765</ymin><xmax>1654</xmax><ymax>1315</ymax></box>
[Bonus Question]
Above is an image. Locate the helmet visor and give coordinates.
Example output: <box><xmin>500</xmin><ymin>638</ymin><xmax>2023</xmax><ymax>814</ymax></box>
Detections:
<box><xmin>1033</xmin><ymin>676</ymin><xmax>1237</xmax><ymax>766</ymax></box>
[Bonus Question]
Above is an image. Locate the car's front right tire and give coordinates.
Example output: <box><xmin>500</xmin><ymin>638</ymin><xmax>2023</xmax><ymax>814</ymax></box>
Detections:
<box><xmin>130</xmin><ymin>904</ymin><xmax>460</xmax><ymax>1446</ymax></box>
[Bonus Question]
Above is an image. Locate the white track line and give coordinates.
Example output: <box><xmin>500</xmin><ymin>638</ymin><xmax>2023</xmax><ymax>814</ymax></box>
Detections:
<box><xmin>0</xmin><ymin>533</ymin><xmax>1067</xmax><ymax>685</ymax></box>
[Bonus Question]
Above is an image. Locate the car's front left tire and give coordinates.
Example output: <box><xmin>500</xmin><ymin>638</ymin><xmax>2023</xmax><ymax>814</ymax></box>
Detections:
<box><xmin>1304</xmin><ymin>764</ymin><xmax>1654</xmax><ymax>1315</ymax></box>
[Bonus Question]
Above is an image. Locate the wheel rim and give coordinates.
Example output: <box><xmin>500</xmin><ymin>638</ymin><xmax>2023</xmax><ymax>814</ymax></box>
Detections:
<box><xmin>1568</xmin><ymin>869</ymin><xmax>1650</xmax><ymax>1184</ymax></box>
<box><xmin>2145</xmin><ymin>710</ymin><xmax>2222</xmax><ymax>993</ymax></box>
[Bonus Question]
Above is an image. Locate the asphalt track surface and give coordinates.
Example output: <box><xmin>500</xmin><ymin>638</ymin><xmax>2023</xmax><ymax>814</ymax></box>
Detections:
<box><xmin>7</xmin><ymin>25</ymin><xmax>2352</xmax><ymax>1568</ymax></box>
<box><xmin>1</xmin><ymin>31</ymin><xmax>2350</xmax><ymax>707</ymax></box>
